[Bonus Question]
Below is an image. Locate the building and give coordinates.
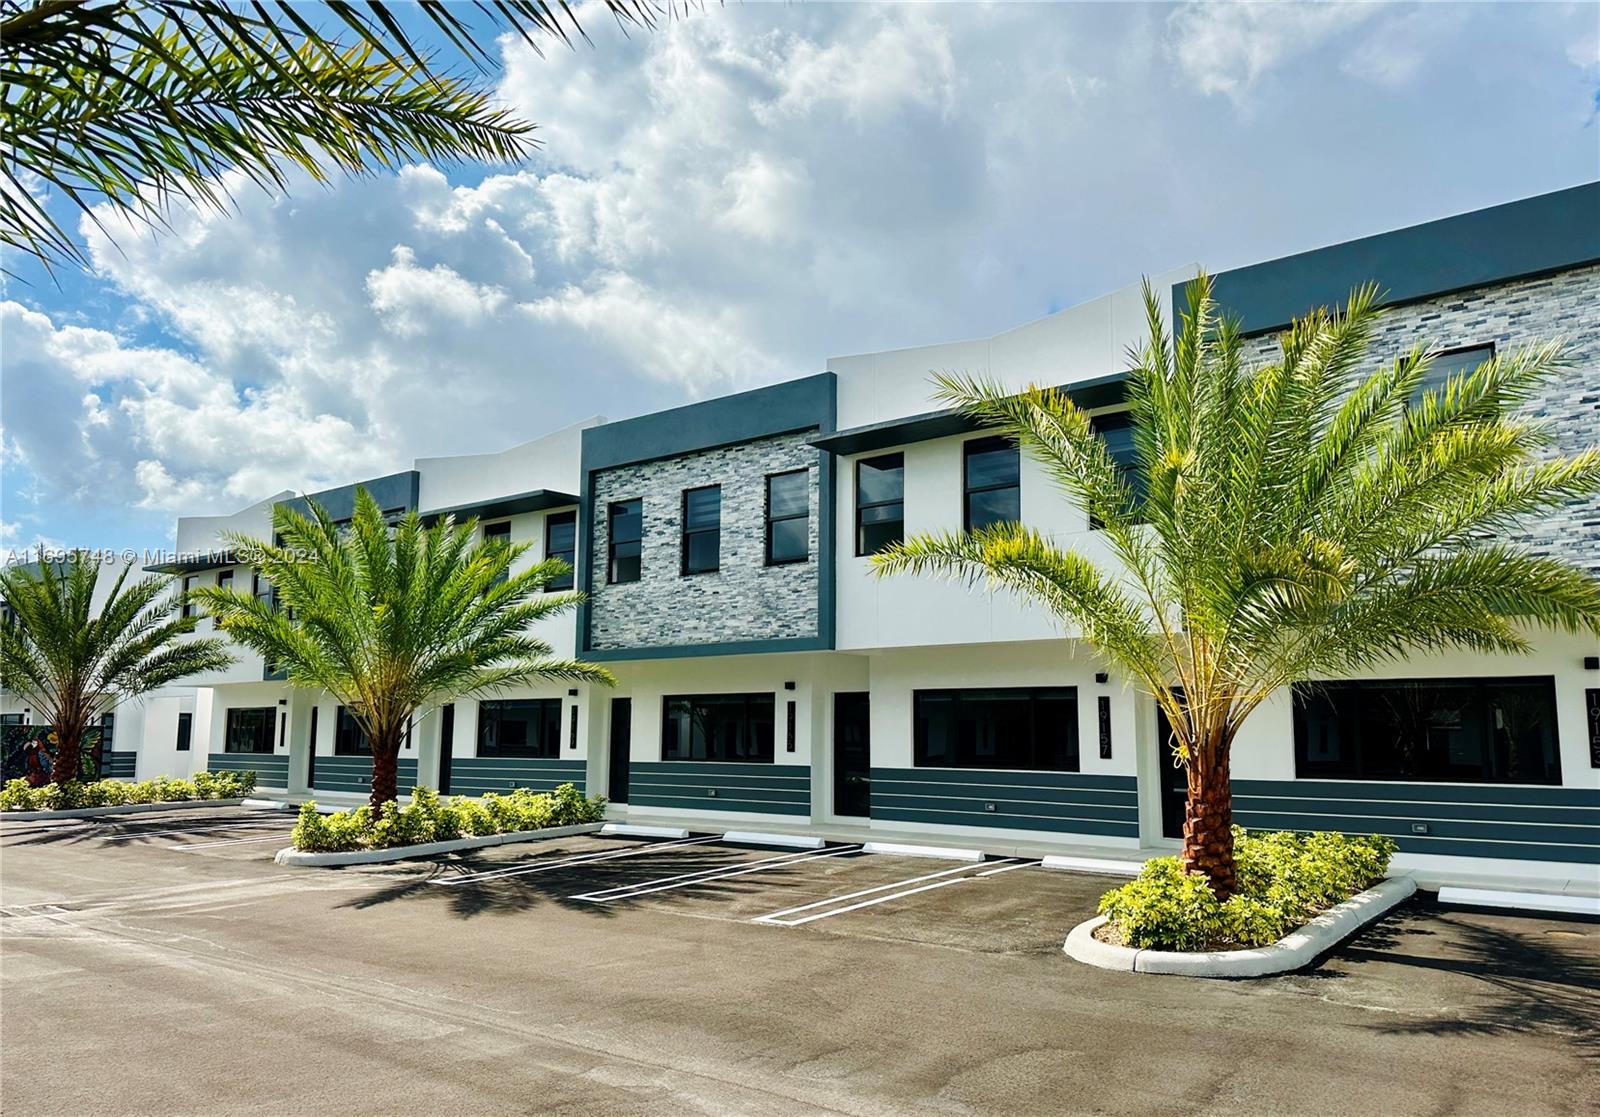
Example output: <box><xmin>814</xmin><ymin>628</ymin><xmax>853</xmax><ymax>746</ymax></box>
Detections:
<box><xmin>19</xmin><ymin>183</ymin><xmax>1597</xmax><ymax>885</ymax></box>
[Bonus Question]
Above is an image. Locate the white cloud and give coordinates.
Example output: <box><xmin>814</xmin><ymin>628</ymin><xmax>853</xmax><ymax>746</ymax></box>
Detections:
<box><xmin>366</xmin><ymin>245</ymin><xmax>509</xmax><ymax>336</ymax></box>
<box><xmin>1167</xmin><ymin>1</ymin><xmax>1383</xmax><ymax>99</ymax></box>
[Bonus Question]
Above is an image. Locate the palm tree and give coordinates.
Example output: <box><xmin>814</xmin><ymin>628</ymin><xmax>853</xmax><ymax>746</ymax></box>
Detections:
<box><xmin>191</xmin><ymin>487</ymin><xmax>613</xmax><ymax>809</ymax></box>
<box><xmin>2</xmin><ymin>0</ymin><xmax>663</xmax><ymax>270</ymax></box>
<box><xmin>872</xmin><ymin>275</ymin><xmax>1600</xmax><ymax>897</ymax></box>
<box><xmin>0</xmin><ymin>553</ymin><xmax>236</xmax><ymax>785</ymax></box>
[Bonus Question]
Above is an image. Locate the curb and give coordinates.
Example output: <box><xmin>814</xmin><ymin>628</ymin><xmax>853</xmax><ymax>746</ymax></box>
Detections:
<box><xmin>2</xmin><ymin>798</ymin><xmax>246</xmax><ymax>821</ymax></box>
<box><xmin>723</xmin><ymin>830</ymin><xmax>825</xmax><ymax>850</ymax></box>
<box><xmin>1064</xmin><ymin>876</ymin><xmax>1418</xmax><ymax>978</ymax></box>
<box><xmin>861</xmin><ymin>841</ymin><xmax>984</xmax><ymax>862</ymax></box>
<box><xmin>273</xmin><ymin>822</ymin><xmax>605</xmax><ymax>867</ymax></box>
<box><xmin>1436</xmin><ymin>886</ymin><xmax>1600</xmax><ymax>918</ymax></box>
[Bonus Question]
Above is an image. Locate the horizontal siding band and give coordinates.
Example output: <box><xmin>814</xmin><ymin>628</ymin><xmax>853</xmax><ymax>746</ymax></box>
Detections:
<box><xmin>630</xmin><ymin>761</ymin><xmax>811</xmax><ymax>781</ymax></box>
<box><xmin>628</xmin><ymin>793</ymin><xmax>810</xmax><ymax>815</ymax></box>
<box><xmin>872</xmin><ymin>805</ymin><xmax>1138</xmax><ymax>838</ymax></box>
<box><xmin>627</xmin><ymin>770</ymin><xmax>812</xmax><ymax>790</ymax></box>
<box><xmin>312</xmin><ymin>757</ymin><xmax>418</xmax><ymax>794</ymax></box>
<box><xmin>452</xmin><ymin>759</ymin><xmax>585</xmax><ymax>777</ymax></box>
<box><xmin>448</xmin><ymin>757</ymin><xmax>587</xmax><ymax>795</ymax></box>
<box><xmin>870</xmin><ymin>791</ymin><xmax>1136</xmax><ymax>823</ymax></box>
<box><xmin>871</xmin><ymin>767</ymin><xmax>1136</xmax><ymax>792</ymax></box>
<box><xmin>869</xmin><ymin>782</ymin><xmax>1137</xmax><ymax>807</ymax></box>
<box><xmin>1235</xmin><ymin>811</ymin><xmax>1600</xmax><ymax>847</ymax></box>
<box><xmin>206</xmin><ymin>752</ymin><xmax>290</xmax><ymax>786</ymax></box>
<box><xmin>101</xmin><ymin>752</ymin><xmax>137</xmax><ymax>778</ymax></box>
<box><xmin>1234</xmin><ymin>778</ymin><xmax>1599</xmax><ymax>808</ymax></box>
<box><xmin>1233</xmin><ymin>822</ymin><xmax>1600</xmax><ymax>865</ymax></box>
<box><xmin>1234</xmin><ymin>795</ymin><xmax>1600</xmax><ymax>828</ymax></box>
<box><xmin>628</xmin><ymin>782</ymin><xmax>807</xmax><ymax>805</ymax></box>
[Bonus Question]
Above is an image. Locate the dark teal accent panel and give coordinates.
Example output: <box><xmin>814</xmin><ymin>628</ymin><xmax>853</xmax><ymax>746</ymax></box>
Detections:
<box><xmin>101</xmin><ymin>752</ymin><xmax>137</xmax><ymax>779</ymax></box>
<box><xmin>1186</xmin><ymin>182</ymin><xmax>1600</xmax><ymax>336</ymax></box>
<box><xmin>1232</xmin><ymin>779</ymin><xmax>1600</xmax><ymax>864</ymax></box>
<box><xmin>628</xmin><ymin>762</ymin><xmax>811</xmax><ymax>815</ymax></box>
<box><xmin>206</xmin><ymin>751</ymin><xmax>290</xmax><ymax>787</ymax></box>
<box><xmin>310</xmin><ymin>755</ymin><xmax>419</xmax><ymax>795</ymax></box>
<box><xmin>870</xmin><ymin>768</ymin><xmax>1140</xmax><ymax>837</ymax></box>
<box><xmin>278</xmin><ymin>470</ymin><xmax>419</xmax><ymax>522</ymax></box>
<box><xmin>447</xmin><ymin>758</ymin><xmax>587</xmax><ymax>796</ymax></box>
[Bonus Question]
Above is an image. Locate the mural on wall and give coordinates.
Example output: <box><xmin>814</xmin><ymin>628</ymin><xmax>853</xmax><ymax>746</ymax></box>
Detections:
<box><xmin>0</xmin><ymin>725</ymin><xmax>103</xmax><ymax>784</ymax></box>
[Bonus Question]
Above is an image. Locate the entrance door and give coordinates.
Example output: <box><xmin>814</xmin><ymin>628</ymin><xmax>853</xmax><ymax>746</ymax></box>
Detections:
<box><xmin>437</xmin><ymin>704</ymin><xmax>454</xmax><ymax>795</ymax></box>
<box><xmin>608</xmin><ymin>698</ymin><xmax>631</xmax><ymax>803</ymax></box>
<box><xmin>305</xmin><ymin>706</ymin><xmax>318</xmax><ymax>790</ymax></box>
<box><xmin>833</xmin><ymin>693</ymin><xmax>871</xmax><ymax>817</ymax></box>
<box><xmin>1154</xmin><ymin>705</ymin><xmax>1186</xmax><ymax>840</ymax></box>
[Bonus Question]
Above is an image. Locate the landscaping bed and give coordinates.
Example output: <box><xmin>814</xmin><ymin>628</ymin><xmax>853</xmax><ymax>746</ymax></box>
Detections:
<box><xmin>2</xmin><ymin>770</ymin><xmax>258</xmax><ymax>815</ymax></box>
<box><xmin>278</xmin><ymin>783</ymin><xmax>607</xmax><ymax>866</ymax></box>
<box><xmin>1065</xmin><ymin>828</ymin><xmax>1404</xmax><ymax>978</ymax></box>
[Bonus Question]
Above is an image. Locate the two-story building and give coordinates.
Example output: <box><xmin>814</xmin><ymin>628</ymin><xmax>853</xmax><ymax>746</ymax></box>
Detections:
<box><xmin>36</xmin><ymin>182</ymin><xmax>1595</xmax><ymax>885</ymax></box>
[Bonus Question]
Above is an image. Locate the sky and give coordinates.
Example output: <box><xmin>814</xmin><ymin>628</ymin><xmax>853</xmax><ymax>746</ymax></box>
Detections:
<box><xmin>3</xmin><ymin>1</ymin><xmax>1597</xmax><ymax>558</ymax></box>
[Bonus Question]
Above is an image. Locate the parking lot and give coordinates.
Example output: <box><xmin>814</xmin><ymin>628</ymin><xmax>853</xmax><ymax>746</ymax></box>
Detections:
<box><xmin>3</xmin><ymin>805</ymin><xmax>1597</xmax><ymax>1116</ymax></box>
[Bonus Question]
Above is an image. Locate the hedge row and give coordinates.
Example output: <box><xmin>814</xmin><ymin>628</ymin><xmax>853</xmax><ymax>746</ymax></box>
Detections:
<box><xmin>1</xmin><ymin>770</ymin><xmax>258</xmax><ymax>811</ymax></box>
<box><xmin>290</xmin><ymin>784</ymin><xmax>606</xmax><ymax>852</ymax></box>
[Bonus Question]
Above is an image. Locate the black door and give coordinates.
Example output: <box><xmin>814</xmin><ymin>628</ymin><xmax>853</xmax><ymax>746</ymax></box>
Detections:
<box><xmin>305</xmin><ymin>706</ymin><xmax>318</xmax><ymax>789</ymax></box>
<box><xmin>1154</xmin><ymin>704</ymin><xmax>1186</xmax><ymax>840</ymax></box>
<box><xmin>833</xmin><ymin>693</ymin><xmax>871</xmax><ymax>817</ymax></box>
<box><xmin>608</xmin><ymin>698</ymin><xmax>631</xmax><ymax>803</ymax></box>
<box><xmin>437</xmin><ymin>704</ymin><xmax>454</xmax><ymax>795</ymax></box>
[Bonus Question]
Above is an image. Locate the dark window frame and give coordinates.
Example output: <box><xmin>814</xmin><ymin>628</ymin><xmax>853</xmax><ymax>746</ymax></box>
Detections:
<box><xmin>607</xmin><ymin>499</ymin><xmax>643</xmax><ymax>584</ymax></box>
<box><xmin>661</xmin><ymin>693</ymin><xmax>776</xmax><ymax>764</ymax></box>
<box><xmin>912</xmin><ymin>686</ymin><xmax>1080</xmax><ymax>772</ymax></box>
<box><xmin>544</xmin><ymin>509</ymin><xmax>577</xmax><ymax>591</ymax></box>
<box><xmin>477</xmin><ymin>697</ymin><xmax>563</xmax><ymax>759</ymax></box>
<box><xmin>180</xmin><ymin>575</ymin><xmax>196</xmax><ymax>619</ymax></box>
<box><xmin>334</xmin><ymin>706</ymin><xmax>371</xmax><ymax>756</ymax></box>
<box><xmin>1292</xmin><ymin>675</ymin><xmax>1561</xmax><ymax>786</ymax></box>
<box><xmin>223</xmin><ymin>706</ymin><xmax>276</xmax><ymax>754</ymax></box>
<box><xmin>962</xmin><ymin>435</ymin><xmax>1020</xmax><ymax>533</ymax></box>
<box><xmin>175</xmin><ymin>712</ymin><xmax>192</xmax><ymax>752</ymax></box>
<box><xmin>680</xmin><ymin>484</ymin><xmax>722</xmax><ymax>576</ymax></box>
<box><xmin>1087</xmin><ymin>409</ymin><xmax>1144</xmax><ymax>530</ymax></box>
<box><xmin>764</xmin><ymin>469</ymin><xmax>810</xmax><ymax>566</ymax></box>
<box><xmin>855</xmin><ymin>452</ymin><xmax>905</xmax><ymax>557</ymax></box>
<box><xmin>1411</xmin><ymin>343</ymin><xmax>1496</xmax><ymax>408</ymax></box>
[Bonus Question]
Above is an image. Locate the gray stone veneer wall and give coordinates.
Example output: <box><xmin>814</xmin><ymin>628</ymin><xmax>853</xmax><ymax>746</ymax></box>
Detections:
<box><xmin>588</xmin><ymin>430</ymin><xmax>822</xmax><ymax>649</ymax></box>
<box><xmin>1237</xmin><ymin>262</ymin><xmax>1600</xmax><ymax>574</ymax></box>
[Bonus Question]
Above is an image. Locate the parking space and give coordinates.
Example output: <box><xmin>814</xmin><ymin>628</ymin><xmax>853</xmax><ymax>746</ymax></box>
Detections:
<box><xmin>0</xmin><ymin>806</ymin><xmax>297</xmax><ymax>862</ymax></box>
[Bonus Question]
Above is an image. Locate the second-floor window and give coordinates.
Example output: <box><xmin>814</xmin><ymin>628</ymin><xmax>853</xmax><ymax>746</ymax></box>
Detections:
<box><xmin>856</xmin><ymin>453</ymin><xmax>904</xmax><ymax>556</ymax></box>
<box><xmin>608</xmin><ymin>499</ymin><xmax>642</xmax><ymax>583</ymax></box>
<box><xmin>1088</xmin><ymin>410</ymin><xmax>1144</xmax><ymax>528</ymax></box>
<box><xmin>963</xmin><ymin>436</ymin><xmax>1020</xmax><ymax>532</ymax></box>
<box><xmin>681</xmin><ymin>485</ymin><xmax>721</xmax><ymax>575</ymax></box>
<box><xmin>765</xmin><ymin>469</ymin><xmax>809</xmax><ymax>565</ymax></box>
<box><xmin>214</xmin><ymin>569</ymin><xmax>233</xmax><ymax>629</ymax></box>
<box><xmin>544</xmin><ymin>511</ymin><xmax>576</xmax><ymax>591</ymax></box>
<box><xmin>483</xmin><ymin>520</ymin><xmax>512</xmax><ymax>585</ymax></box>
<box><xmin>1413</xmin><ymin>343</ymin><xmax>1495</xmax><ymax>407</ymax></box>
<box><xmin>181</xmin><ymin>575</ymin><xmax>196</xmax><ymax>618</ymax></box>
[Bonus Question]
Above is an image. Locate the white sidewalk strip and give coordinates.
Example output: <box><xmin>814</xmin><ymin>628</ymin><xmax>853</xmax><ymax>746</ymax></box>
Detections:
<box><xmin>1039</xmin><ymin>855</ymin><xmax>1145</xmax><ymax>877</ymax></box>
<box><xmin>1436</xmin><ymin>886</ymin><xmax>1600</xmax><ymax>917</ymax></box>
<box><xmin>431</xmin><ymin>835</ymin><xmax>722</xmax><ymax>886</ymax></box>
<box><xmin>600</xmin><ymin>823</ymin><xmax>691</xmax><ymax>839</ymax></box>
<box><xmin>860</xmin><ymin>841</ymin><xmax>984</xmax><ymax>862</ymax></box>
<box><xmin>169</xmin><ymin>833</ymin><xmax>293</xmax><ymax>850</ymax></box>
<box><xmin>758</xmin><ymin>859</ymin><xmax>1023</xmax><ymax>926</ymax></box>
<box><xmin>574</xmin><ymin>845</ymin><xmax>862</xmax><ymax>903</ymax></box>
<box><xmin>721</xmin><ymin>831</ymin><xmax>826</xmax><ymax>850</ymax></box>
<box><xmin>752</xmin><ymin>861</ymin><xmax>990</xmax><ymax>922</ymax></box>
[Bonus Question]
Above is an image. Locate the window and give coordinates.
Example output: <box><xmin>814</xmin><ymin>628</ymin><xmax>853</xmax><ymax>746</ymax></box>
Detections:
<box><xmin>1293</xmin><ymin>676</ymin><xmax>1561</xmax><ymax>785</ymax></box>
<box><xmin>856</xmin><ymin>453</ymin><xmax>904</xmax><ymax>556</ymax></box>
<box><xmin>224</xmin><ymin>707</ymin><xmax>275</xmax><ymax>754</ymax></box>
<box><xmin>251</xmin><ymin>572</ymin><xmax>273</xmax><ymax>609</ymax></box>
<box><xmin>1413</xmin><ymin>343</ymin><xmax>1495</xmax><ymax>407</ymax></box>
<box><xmin>544</xmin><ymin>510</ymin><xmax>576</xmax><ymax>591</ymax></box>
<box><xmin>334</xmin><ymin>706</ymin><xmax>371</xmax><ymax>755</ymax></box>
<box><xmin>662</xmin><ymin>694</ymin><xmax>775</xmax><ymax>762</ymax></box>
<box><xmin>608</xmin><ymin>499</ymin><xmax>642</xmax><ymax>584</ymax></box>
<box><xmin>175</xmin><ymin>712</ymin><xmax>192</xmax><ymax>752</ymax></box>
<box><xmin>483</xmin><ymin>521</ymin><xmax>512</xmax><ymax>584</ymax></box>
<box><xmin>766</xmin><ymin>470</ymin><xmax>810</xmax><ymax>565</ymax></box>
<box><xmin>681</xmin><ymin>486</ymin><xmax>721</xmax><ymax>575</ymax></box>
<box><xmin>963</xmin><ymin>436</ymin><xmax>1020</xmax><ymax>532</ymax></box>
<box><xmin>99</xmin><ymin>712</ymin><xmax>115</xmax><ymax>751</ymax></box>
<box><xmin>914</xmin><ymin>687</ymin><xmax>1079</xmax><ymax>771</ymax></box>
<box><xmin>214</xmin><ymin>569</ymin><xmax>233</xmax><ymax>628</ymax></box>
<box><xmin>181</xmin><ymin>576</ymin><xmax>196</xmax><ymax>618</ymax></box>
<box><xmin>1088</xmin><ymin>411</ymin><xmax>1145</xmax><ymax>527</ymax></box>
<box><xmin>477</xmin><ymin>698</ymin><xmax>563</xmax><ymax>759</ymax></box>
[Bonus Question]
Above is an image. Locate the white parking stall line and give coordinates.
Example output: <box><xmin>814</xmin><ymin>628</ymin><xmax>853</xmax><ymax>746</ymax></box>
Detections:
<box><xmin>751</xmin><ymin>861</ymin><xmax>993</xmax><ymax>923</ymax></box>
<box><xmin>754</xmin><ymin>859</ymin><xmax>1024</xmax><ymax>927</ymax></box>
<box><xmin>976</xmin><ymin>859</ymin><xmax>1042</xmax><ymax>877</ymax></box>
<box><xmin>431</xmin><ymin>834</ymin><xmax>723</xmax><ymax>886</ymax></box>
<box><xmin>573</xmin><ymin>844</ymin><xmax>863</xmax><ymax>903</ymax></box>
<box><xmin>98</xmin><ymin>819</ymin><xmax>289</xmax><ymax>842</ymax></box>
<box><xmin>169</xmin><ymin>833</ymin><xmax>295</xmax><ymax>850</ymax></box>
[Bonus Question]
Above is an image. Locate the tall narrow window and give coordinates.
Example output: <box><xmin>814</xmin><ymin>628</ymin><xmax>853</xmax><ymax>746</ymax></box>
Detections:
<box><xmin>856</xmin><ymin>453</ymin><xmax>904</xmax><ymax>556</ymax></box>
<box><xmin>544</xmin><ymin>510</ymin><xmax>577</xmax><ymax>591</ymax></box>
<box><xmin>482</xmin><ymin>520</ymin><xmax>512</xmax><ymax>584</ymax></box>
<box><xmin>251</xmin><ymin>572</ymin><xmax>273</xmax><ymax>609</ymax></box>
<box><xmin>1088</xmin><ymin>411</ymin><xmax>1144</xmax><ymax>527</ymax></box>
<box><xmin>175</xmin><ymin>712</ymin><xmax>192</xmax><ymax>752</ymax></box>
<box><xmin>214</xmin><ymin>569</ymin><xmax>233</xmax><ymax>629</ymax></box>
<box><xmin>608</xmin><ymin>499</ymin><xmax>642</xmax><ymax>584</ymax></box>
<box><xmin>681</xmin><ymin>485</ymin><xmax>721</xmax><ymax>575</ymax></box>
<box><xmin>765</xmin><ymin>470</ymin><xmax>809</xmax><ymax>565</ymax></box>
<box><xmin>180</xmin><ymin>575</ymin><xmax>196</xmax><ymax>618</ymax></box>
<box><xmin>963</xmin><ymin>436</ymin><xmax>1020</xmax><ymax>532</ymax></box>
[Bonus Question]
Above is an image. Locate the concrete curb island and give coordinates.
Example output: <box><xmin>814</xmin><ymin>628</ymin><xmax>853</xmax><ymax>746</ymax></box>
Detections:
<box><xmin>1064</xmin><ymin>876</ymin><xmax>1418</xmax><ymax>978</ymax></box>
<box><xmin>2</xmin><ymin>798</ymin><xmax>248</xmax><ymax>821</ymax></box>
<box><xmin>273</xmin><ymin>822</ymin><xmax>606</xmax><ymax>867</ymax></box>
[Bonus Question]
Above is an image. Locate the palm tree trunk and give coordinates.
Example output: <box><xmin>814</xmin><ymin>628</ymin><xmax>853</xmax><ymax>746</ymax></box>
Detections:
<box><xmin>369</xmin><ymin>733</ymin><xmax>401</xmax><ymax>810</ymax></box>
<box><xmin>50</xmin><ymin>720</ymin><xmax>84</xmax><ymax>787</ymax></box>
<box><xmin>1181</xmin><ymin>727</ymin><xmax>1237</xmax><ymax>899</ymax></box>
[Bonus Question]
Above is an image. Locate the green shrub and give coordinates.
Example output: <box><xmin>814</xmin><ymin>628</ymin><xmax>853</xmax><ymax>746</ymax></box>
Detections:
<box><xmin>0</xmin><ymin>769</ymin><xmax>260</xmax><ymax>812</ymax></box>
<box><xmin>288</xmin><ymin>782</ymin><xmax>608</xmax><ymax>851</ymax></box>
<box><xmin>1097</xmin><ymin>827</ymin><xmax>1397</xmax><ymax>951</ymax></box>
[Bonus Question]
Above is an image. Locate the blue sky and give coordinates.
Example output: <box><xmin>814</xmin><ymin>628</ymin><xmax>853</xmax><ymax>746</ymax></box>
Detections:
<box><xmin>3</xmin><ymin>1</ymin><xmax>1597</xmax><ymax>558</ymax></box>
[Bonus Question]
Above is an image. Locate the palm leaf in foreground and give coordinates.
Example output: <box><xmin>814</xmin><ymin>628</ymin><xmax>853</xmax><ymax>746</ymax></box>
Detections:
<box><xmin>873</xmin><ymin>274</ymin><xmax>1600</xmax><ymax>896</ymax></box>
